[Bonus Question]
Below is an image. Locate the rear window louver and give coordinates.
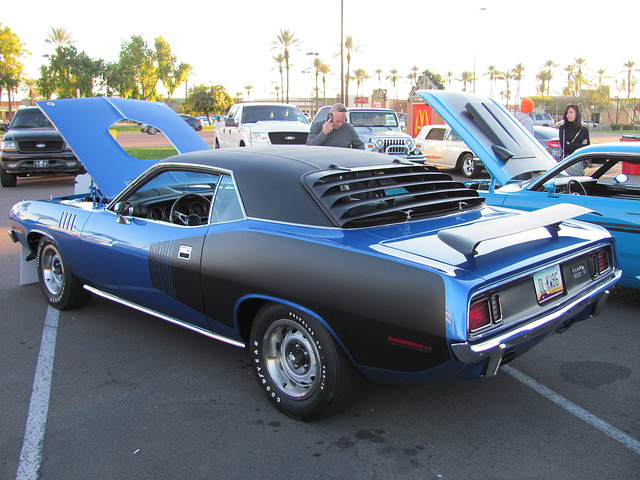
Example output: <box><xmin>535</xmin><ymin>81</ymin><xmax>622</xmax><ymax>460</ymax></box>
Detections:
<box><xmin>303</xmin><ymin>164</ymin><xmax>484</xmax><ymax>228</ymax></box>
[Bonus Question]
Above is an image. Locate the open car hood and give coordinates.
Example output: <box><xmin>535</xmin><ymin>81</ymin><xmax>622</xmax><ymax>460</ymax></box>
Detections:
<box><xmin>37</xmin><ymin>97</ymin><xmax>210</xmax><ymax>199</ymax></box>
<box><xmin>417</xmin><ymin>90</ymin><xmax>557</xmax><ymax>185</ymax></box>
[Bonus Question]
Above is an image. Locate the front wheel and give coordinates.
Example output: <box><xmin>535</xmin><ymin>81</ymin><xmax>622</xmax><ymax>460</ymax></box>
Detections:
<box><xmin>459</xmin><ymin>153</ymin><xmax>481</xmax><ymax>178</ymax></box>
<box><xmin>37</xmin><ymin>237</ymin><xmax>91</xmax><ymax>310</ymax></box>
<box><xmin>250</xmin><ymin>304</ymin><xmax>361</xmax><ymax>421</ymax></box>
<box><xmin>1</xmin><ymin>168</ymin><xmax>17</xmax><ymax>187</ymax></box>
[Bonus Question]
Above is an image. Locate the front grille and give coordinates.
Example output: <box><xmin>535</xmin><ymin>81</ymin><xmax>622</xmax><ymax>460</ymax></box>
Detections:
<box><xmin>268</xmin><ymin>132</ymin><xmax>308</xmax><ymax>145</ymax></box>
<box><xmin>19</xmin><ymin>140</ymin><xmax>64</xmax><ymax>153</ymax></box>
<box><xmin>378</xmin><ymin>139</ymin><xmax>409</xmax><ymax>155</ymax></box>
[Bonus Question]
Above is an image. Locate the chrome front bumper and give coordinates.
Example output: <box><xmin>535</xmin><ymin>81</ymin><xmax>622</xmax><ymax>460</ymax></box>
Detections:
<box><xmin>450</xmin><ymin>270</ymin><xmax>621</xmax><ymax>377</ymax></box>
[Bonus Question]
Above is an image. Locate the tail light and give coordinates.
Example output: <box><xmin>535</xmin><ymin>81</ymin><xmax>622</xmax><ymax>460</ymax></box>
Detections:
<box><xmin>469</xmin><ymin>294</ymin><xmax>503</xmax><ymax>335</ymax></box>
<box><xmin>469</xmin><ymin>299</ymin><xmax>491</xmax><ymax>332</ymax></box>
<box><xmin>546</xmin><ymin>140</ymin><xmax>561</xmax><ymax>149</ymax></box>
<box><xmin>588</xmin><ymin>249</ymin><xmax>611</xmax><ymax>278</ymax></box>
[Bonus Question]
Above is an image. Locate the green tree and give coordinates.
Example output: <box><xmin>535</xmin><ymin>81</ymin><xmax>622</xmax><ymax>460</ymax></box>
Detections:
<box><xmin>543</xmin><ymin>60</ymin><xmax>557</xmax><ymax>95</ymax></box>
<box><xmin>155</xmin><ymin>37</ymin><xmax>191</xmax><ymax>101</ymax></box>
<box><xmin>118</xmin><ymin>36</ymin><xmax>158</xmax><ymax>100</ymax></box>
<box><xmin>182</xmin><ymin>84</ymin><xmax>234</xmax><ymax>122</ymax></box>
<box><xmin>0</xmin><ymin>24</ymin><xmax>29</xmax><ymax>112</ymax></box>
<box><xmin>37</xmin><ymin>45</ymin><xmax>103</xmax><ymax>99</ymax></box>
<box><xmin>272</xmin><ymin>29</ymin><xmax>301</xmax><ymax>103</ymax></box>
<box><xmin>244</xmin><ymin>84</ymin><xmax>253</xmax><ymax>100</ymax></box>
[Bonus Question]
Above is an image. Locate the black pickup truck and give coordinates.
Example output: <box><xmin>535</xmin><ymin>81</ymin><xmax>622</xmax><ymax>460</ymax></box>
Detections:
<box><xmin>0</xmin><ymin>106</ymin><xmax>84</xmax><ymax>187</ymax></box>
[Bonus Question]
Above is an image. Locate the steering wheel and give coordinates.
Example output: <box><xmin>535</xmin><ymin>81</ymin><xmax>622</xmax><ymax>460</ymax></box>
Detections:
<box><xmin>567</xmin><ymin>179</ymin><xmax>588</xmax><ymax>196</ymax></box>
<box><xmin>170</xmin><ymin>194</ymin><xmax>211</xmax><ymax>225</ymax></box>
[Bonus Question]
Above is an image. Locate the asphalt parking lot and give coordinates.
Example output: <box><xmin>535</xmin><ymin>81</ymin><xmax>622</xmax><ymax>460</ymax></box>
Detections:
<box><xmin>1</xmin><ymin>175</ymin><xmax>639</xmax><ymax>480</ymax></box>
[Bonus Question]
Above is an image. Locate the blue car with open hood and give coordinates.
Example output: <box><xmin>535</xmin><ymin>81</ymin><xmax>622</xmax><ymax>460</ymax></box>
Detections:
<box><xmin>8</xmin><ymin>97</ymin><xmax>620</xmax><ymax>420</ymax></box>
<box><xmin>417</xmin><ymin>90</ymin><xmax>640</xmax><ymax>290</ymax></box>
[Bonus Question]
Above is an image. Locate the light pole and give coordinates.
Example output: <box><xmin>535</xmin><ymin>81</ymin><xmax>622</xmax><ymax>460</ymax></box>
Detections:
<box><xmin>340</xmin><ymin>0</ymin><xmax>344</xmax><ymax>103</ymax></box>
<box><xmin>307</xmin><ymin>52</ymin><xmax>319</xmax><ymax>114</ymax></box>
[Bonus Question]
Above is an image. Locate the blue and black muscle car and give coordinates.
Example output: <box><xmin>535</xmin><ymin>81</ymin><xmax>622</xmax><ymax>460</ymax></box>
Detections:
<box><xmin>8</xmin><ymin>97</ymin><xmax>620</xmax><ymax>420</ymax></box>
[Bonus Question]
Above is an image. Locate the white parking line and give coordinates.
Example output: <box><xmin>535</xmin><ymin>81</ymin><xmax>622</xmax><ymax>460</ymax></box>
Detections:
<box><xmin>503</xmin><ymin>365</ymin><xmax>640</xmax><ymax>456</ymax></box>
<box><xmin>16</xmin><ymin>306</ymin><xmax>60</xmax><ymax>480</ymax></box>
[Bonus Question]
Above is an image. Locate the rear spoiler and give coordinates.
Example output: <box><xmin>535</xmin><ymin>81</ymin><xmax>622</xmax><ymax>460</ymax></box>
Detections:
<box><xmin>438</xmin><ymin>204</ymin><xmax>600</xmax><ymax>256</ymax></box>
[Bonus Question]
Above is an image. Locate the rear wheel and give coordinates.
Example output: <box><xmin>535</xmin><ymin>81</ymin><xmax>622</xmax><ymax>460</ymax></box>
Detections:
<box><xmin>37</xmin><ymin>237</ymin><xmax>91</xmax><ymax>310</ymax></box>
<box><xmin>1</xmin><ymin>169</ymin><xmax>17</xmax><ymax>187</ymax></box>
<box><xmin>459</xmin><ymin>153</ymin><xmax>481</xmax><ymax>178</ymax></box>
<box><xmin>250</xmin><ymin>304</ymin><xmax>361</xmax><ymax>421</ymax></box>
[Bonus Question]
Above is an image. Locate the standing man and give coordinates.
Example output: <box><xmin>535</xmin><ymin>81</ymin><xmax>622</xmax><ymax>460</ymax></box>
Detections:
<box><xmin>307</xmin><ymin>103</ymin><xmax>364</xmax><ymax>149</ymax></box>
<box><xmin>515</xmin><ymin>97</ymin><xmax>535</xmax><ymax>134</ymax></box>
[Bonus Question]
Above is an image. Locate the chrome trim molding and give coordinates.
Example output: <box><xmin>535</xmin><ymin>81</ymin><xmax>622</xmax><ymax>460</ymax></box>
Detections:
<box><xmin>83</xmin><ymin>285</ymin><xmax>246</xmax><ymax>348</ymax></box>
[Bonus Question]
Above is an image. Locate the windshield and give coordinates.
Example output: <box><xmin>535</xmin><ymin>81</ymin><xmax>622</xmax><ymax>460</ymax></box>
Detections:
<box><xmin>10</xmin><ymin>109</ymin><xmax>53</xmax><ymax>128</ymax></box>
<box><xmin>241</xmin><ymin>105</ymin><xmax>308</xmax><ymax>124</ymax></box>
<box><xmin>349</xmin><ymin>111</ymin><xmax>398</xmax><ymax>128</ymax></box>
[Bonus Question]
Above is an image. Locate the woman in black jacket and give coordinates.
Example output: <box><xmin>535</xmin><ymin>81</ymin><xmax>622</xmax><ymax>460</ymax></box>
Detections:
<box><xmin>559</xmin><ymin>104</ymin><xmax>590</xmax><ymax>158</ymax></box>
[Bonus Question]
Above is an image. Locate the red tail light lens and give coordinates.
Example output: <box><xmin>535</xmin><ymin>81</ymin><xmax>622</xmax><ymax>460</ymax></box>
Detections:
<box><xmin>469</xmin><ymin>299</ymin><xmax>491</xmax><ymax>332</ymax></box>
<box><xmin>546</xmin><ymin>140</ymin><xmax>561</xmax><ymax>149</ymax></box>
<box><xmin>597</xmin><ymin>250</ymin><xmax>609</xmax><ymax>274</ymax></box>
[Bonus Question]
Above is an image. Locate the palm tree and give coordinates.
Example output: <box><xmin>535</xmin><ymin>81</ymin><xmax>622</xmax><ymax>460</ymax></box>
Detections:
<box><xmin>622</xmin><ymin>61</ymin><xmax>637</xmax><ymax>98</ymax></box>
<box><xmin>536</xmin><ymin>69</ymin><xmax>551</xmax><ymax>96</ymax></box>
<box><xmin>386</xmin><ymin>69</ymin><xmax>401</xmax><ymax>106</ymax></box>
<box><xmin>484</xmin><ymin>65</ymin><xmax>499</xmax><ymax>96</ymax></box>
<box><xmin>313</xmin><ymin>57</ymin><xmax>323</xmax><ymax>111</ymax></box>
<box><xmin>45</xmin><ymin>27</ymin><xmax>74</xmax><ymax>47</ymax></box>
<box><xmin>353</xmin><ymin>68</ymin><xmax>370</xmax><ymax>106</ymax></box>
<box><xmin>343</xmin><ymin>36</ymin><xmax>361</xmax><ymax>106</ymax></box>
<box><xmin>596</xmin><ymin>68</ymin><xmax>607</xmax><ymax>87</ymax></box>
<box><xmin>563</xmin><ymin>64</ymin><xmax>575</xmax><ymax>96</ymax></box>
<box><xmin>375</xmin><ymin>68</ymin><xmax>383</xmax><ymax>86</ymax></box>
<box><xmin>273</xmin><ymin>85</ymin><xmax>281</xmax><ymax>102</ymax></box>
<box><xmin>445</xmin><ymin>71</ymin><xmax>454</xmax><ymax>89</ymax></box>
<box><xmin>244</xmin><ymin>85</ymin><xmax>253</xmax><ymax>100</ymax></box>
<box><xmin>459</xmin><ymin>71</ymin><xmax>474</xmax><ymax>92</ymax></box>
<box><xmin>319</xmin><ymin>62</ymin><xmax>331</xmax><ymax>106</ymax></box>
<box><xmin>272</xmin><ymin>54</ymin><xmax>285</xmax><ymax>103</ymax></box>
<box><xmin>272</xmin><ymin>29</ymin><xmax>301</xmax><ymax>103</ymax></box>
<box><xmin>407</xmin><ymin>65</ymin><xmax>420</xmax><ymax>88</ymax></box>
<box><xmin>501</xmin><ymin>70</ymin><xmax>514</xmax><ymax>109</ymax></box>
<box><xmin>512</xmin><ymin>63</ymin><xmax>525</xmax><ymax>106</ymax></box>
<box><xmin>543</xmin><ymin>60</ymin><xmax>558</xmax><ymax>95</ymax></box>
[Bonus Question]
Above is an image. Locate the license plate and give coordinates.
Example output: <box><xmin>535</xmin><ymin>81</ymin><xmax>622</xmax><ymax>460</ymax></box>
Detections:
<box><xmin>534</xmin><ymin>264</ymin><xmax>564</xmax><ymax>303</ymax></box>
<box><xmin>34</xmin><ymin>160</ymin><xmax>49</xmax><ymax>168</ymax></box>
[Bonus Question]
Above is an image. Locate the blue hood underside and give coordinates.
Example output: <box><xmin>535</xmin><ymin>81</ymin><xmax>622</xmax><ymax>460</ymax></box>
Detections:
<box><xmin>37</xmin><ymin>97</ymin><xmax>210</xmax><ymax>199</ymax></box>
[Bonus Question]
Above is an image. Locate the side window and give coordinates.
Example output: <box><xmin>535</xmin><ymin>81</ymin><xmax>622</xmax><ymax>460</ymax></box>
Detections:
<box><xmin>211</xmin><ymin>175</ymin><xmax>244</xmax><ymax>223</ymax></box>
<box><xmin>426</xmin><ymin>128</ymin><xmax>445</xmax><ymax>140</ymax></box>
<box><xmin>448</xmin><ymin>131</ymin><xmax>461</xmax><ymax>142</ymax></box>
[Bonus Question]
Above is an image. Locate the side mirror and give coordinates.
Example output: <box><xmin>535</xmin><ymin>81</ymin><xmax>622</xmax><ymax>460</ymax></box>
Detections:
<box><xmin>114</xmin><ymin>201</ymin><xmax>133</xmax><ymax>224</ymax></box>
<box><xmin>225</xmin><ymin>118</ymin><xmax>237</xmax><ymax>127</ymax></box>
<box><xmin>544</xmin><ymin>181</ymin><xmax>558</xmax><ymax>197</ymax></box>
<box><xmin>0</xmin><ymin>123</ymin><xmax>7</xmax><ymax>131</ymax></box>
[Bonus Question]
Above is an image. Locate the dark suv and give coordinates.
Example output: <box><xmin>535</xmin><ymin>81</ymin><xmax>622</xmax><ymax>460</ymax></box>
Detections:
<box><xmin>0</xmin><ymin>107</ymin><xmax>84</xmax><ymax>187</ymax></box>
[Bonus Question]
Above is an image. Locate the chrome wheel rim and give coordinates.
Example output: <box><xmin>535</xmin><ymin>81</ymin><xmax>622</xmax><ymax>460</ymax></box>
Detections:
<box><xmin>263</xmin><ymin>319</ymin><xmax>320</xmax><ymax>398</ymax></box>
<box><xmin>462</xmin><ymin>156</ymin><xmax>474</xmax><ymax>176</ymax></box>
<box><xmin>41</xmin><ymin>245</ymin><xmax>64</xmax><ymax>296</ymax></box>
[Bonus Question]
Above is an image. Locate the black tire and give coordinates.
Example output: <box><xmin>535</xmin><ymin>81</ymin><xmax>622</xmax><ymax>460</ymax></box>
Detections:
<box><xmin>459</xmin><ymin>153</ymin><xmax>481</xmax><ymax>178</ymax></box>
<box><xmin>148</xmin><ymin>126</ymin><xmax>158</xmax><ymax>135</ymax></box>
<box><xmin>250</xmin><ymin>304</ymin><xmax>361</xmax><ymax>421</ymax></box>
<box><xmin>1</xmin><ymin>168</ymin><xmax>17</xmax><ymax>187</ymax></box>
<box><xmin>36</xmin><ymin>237</ymin><xmax>91</xmax><ymax>310</ymax></box>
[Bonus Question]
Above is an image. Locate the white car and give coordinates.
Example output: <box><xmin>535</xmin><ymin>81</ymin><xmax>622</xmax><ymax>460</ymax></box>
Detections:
<box><xmin>416</xmin><ymin>124</ymin><xmax>483</xmax><ymax>177</ymax></box>
<box><xmin>531</xmin><ymin>113</ymin><xmax>554</xmax><ymax>126</ymax></box>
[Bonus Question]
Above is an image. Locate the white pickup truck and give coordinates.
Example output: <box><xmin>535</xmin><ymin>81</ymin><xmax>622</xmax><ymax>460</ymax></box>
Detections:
<box><xmin>214</xmin><ymin>103</ymin><xmax>310</xmax><ymax>148</ymax></box>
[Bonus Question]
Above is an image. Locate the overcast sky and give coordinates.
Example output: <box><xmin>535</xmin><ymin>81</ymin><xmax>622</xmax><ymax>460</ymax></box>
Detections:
<box><xmin>4</xmin><ymin>0</ymin><xmax>640</xmax><ymax>102</ymax></box>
